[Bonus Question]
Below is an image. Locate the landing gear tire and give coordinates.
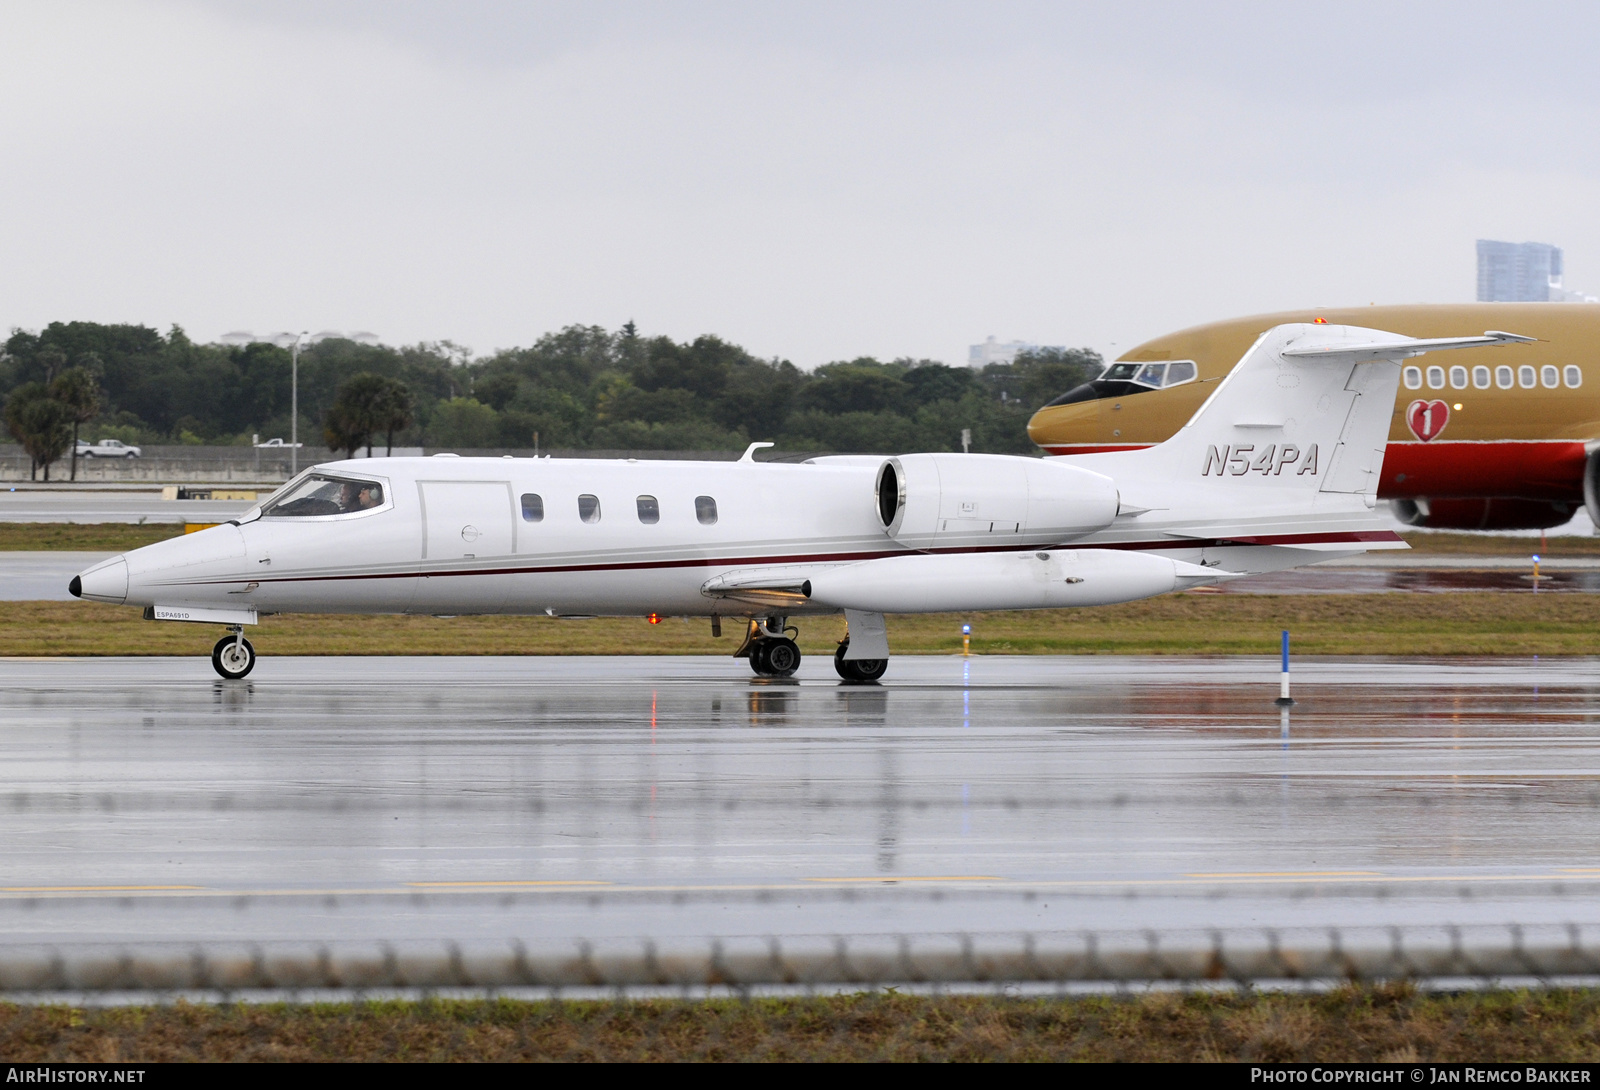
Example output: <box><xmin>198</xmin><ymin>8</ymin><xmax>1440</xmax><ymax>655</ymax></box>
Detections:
<box><xmin>212</xmin><ymin>634</ymin><xmax>256</xmax><ymax>679</ymax></box>
<box><xmin>834</xmin><ymin>641</ymin><xmax>887</xmax><ymax>682</ymax></box>
<box><xmin>750</xmin><ymin>637</ymin><xmax>801</xmax><ymax>678</ymax></box>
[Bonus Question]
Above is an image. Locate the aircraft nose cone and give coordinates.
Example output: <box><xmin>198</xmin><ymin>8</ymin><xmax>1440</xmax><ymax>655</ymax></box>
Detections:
<box><xmin>74</xmin><ymin>556</ymin><xmax>128</xmax><ymax>604</ymax></box>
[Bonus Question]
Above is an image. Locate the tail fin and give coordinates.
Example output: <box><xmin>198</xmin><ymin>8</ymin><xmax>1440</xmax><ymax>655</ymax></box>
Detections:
<box><xmin>1096</xmin><ymin>323</ymin><xmax>1531</xmax><ymax>500</ymax></box>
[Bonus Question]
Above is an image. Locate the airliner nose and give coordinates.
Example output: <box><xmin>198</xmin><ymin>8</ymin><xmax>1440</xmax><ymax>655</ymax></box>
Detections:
<box><xmin>74</xmin><ymin>556</ymin><xmax>128</xmax><ymax>604</ymax></box>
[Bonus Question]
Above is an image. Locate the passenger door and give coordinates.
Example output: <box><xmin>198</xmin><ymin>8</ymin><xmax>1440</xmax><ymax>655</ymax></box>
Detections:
<box><xmin>417</xmin><ymin>481</ymin><xmax>516</xmax><ymax>561</ymax></box>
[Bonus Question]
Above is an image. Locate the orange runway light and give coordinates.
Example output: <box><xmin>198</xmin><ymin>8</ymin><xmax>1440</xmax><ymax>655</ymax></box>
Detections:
<box><xmin>647</xmin><ymin>613</ymin><xmax>662</xmax><ymax>624</ymax></box>
<box><xmin>1312</xmin><ymin>317</ymin><xmax>1328</xmax><ymax>324</ymax></box>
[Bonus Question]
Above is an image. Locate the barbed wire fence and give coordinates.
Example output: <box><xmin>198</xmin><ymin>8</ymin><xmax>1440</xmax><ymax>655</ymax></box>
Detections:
<box><xmin>3</xmin><ymin>924</ymin><xmax>1600</xmax><ymax>1002</ymax></box>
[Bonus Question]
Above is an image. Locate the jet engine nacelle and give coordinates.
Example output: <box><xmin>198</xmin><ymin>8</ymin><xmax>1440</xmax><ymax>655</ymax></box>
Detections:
<box><xmin>804</xmin><ymin>548</ymin><xmax>1224</xmax><ymax>613</ymax></box>
<box><xmin>1392</xmin><ymin>497</ymin><xmax>1576</xmax><ymax>531</ymax></box>
<box><xmin>874</xmin><ymin>453</ymin><xmax>1119</xmax><ymax>550</ymax></box>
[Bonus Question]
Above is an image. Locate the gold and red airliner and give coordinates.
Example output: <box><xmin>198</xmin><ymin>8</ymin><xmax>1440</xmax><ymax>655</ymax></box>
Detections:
<box><xmin>1027</xmin><ymin>303</ymin><xmax>1600</xmax><ymax>531</ymax></box>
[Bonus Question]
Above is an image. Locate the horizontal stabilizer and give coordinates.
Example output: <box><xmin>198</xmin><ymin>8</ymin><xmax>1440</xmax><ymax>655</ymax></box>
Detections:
<box><xmin>1280</xmin><ymin>329</ymin><xmax>1534</xmax><ymax>364</ymax></box>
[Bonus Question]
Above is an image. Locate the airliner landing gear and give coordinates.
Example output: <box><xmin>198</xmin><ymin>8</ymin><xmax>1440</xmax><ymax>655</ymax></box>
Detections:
<box><xmin>740</xmin><ymin>617</ymin><xmax>801</xmax><ymax>678</ymax></box>
<box><xmin>212</xmin><ymin>628</ymin><xmax>256</xmax><ymax>680</ymax></box>
<box><xmin>834</xmin><ymin>640</ymin><xmax>887</xmax><ymax>682</ymax></box>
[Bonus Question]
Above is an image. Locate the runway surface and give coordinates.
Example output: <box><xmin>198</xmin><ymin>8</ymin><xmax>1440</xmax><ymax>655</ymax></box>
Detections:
<box><xmin>0</xmin><ymin>553</ymin><xmax>112</xmax><ymax>600</ymax></box>
<box><xmin>2</xmin><ymin>654</ymin><xmax>1600</xmax><ymax>952</ymax></box>
<box><xmin>0</xmin><ymin>491</ymin><xmax>253</xmax><ymax>524</ymax></box>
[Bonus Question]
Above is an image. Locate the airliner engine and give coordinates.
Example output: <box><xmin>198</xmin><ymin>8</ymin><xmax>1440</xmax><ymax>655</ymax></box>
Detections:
<box><xmin>1391</xmin><ymin>497</ymin><xmax>1576</xmax><ymax>531</ymax></box>
<box><xmin>874</xmin><ymin>453</ymin><xmax>1119</xmax><ymax>550</ymax></box>
<box><xmin>803</xmin><ymin>549</ymin><xmax>1227</xmax><ymax>613</ymax></box>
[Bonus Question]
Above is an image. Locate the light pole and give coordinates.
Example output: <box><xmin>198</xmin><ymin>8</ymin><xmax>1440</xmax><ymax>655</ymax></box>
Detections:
<box><xmin>222</xmin><ymin>330</ymin><xmax>379</xmax><ymax>477</ymax></box>
<box><xmin>288</xmin><ymin>331</ymin><xmax>308</xmax><ymax>476</ymax></box>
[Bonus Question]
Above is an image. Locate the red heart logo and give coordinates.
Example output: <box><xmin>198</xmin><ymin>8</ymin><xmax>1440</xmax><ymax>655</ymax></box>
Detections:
<box><xmin>1406</xmin><ymin>399</ymin><xmax>1450</xmax><ymax>442</ymax></box>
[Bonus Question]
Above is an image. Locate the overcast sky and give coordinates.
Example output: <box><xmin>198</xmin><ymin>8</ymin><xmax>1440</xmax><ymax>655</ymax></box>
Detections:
<box><xmin>3</xmin><ymin>1</ymin><xmax>1598</xmax><ymax>366</ymax></box>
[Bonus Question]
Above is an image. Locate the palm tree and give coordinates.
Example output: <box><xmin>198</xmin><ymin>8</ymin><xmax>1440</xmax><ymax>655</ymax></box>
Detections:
<box><xmin>50</xmin><ymin>363</ymin><xmax>102</xmax><ymax>481</ymax></box>
<box><xmin>375</xmin><ymin>377</ymin><xmax>415</xmax><ymax>456</ymax></box>
<box><xmin>4</xmin><ymin>384</ymin><xmax>73</xmax><ymax>481</ymax></box>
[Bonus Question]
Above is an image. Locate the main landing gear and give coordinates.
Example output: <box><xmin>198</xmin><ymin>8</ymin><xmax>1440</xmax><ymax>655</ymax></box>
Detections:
<box><xmin>739</xmin><ymin>618</ymin><xmax>801</xmax><ymax>678</ymax></box>
<box><xmin>212</xmin><ymin>627</ymin><xmax>256</xmax><ymax>680</ymax></box>
<box><xmin>733</xmin><ymin>615</ymin><xmax>890</xmax><ymax>682</ymax></box>
<box><xmin>833</xmin><ymin>640</ymin><xmax>887</xmax><ymax>683</ymax></box>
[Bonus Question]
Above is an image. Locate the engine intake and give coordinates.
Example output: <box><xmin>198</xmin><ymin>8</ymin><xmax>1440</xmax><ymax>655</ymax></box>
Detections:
<box><xmin>875</xmin><ymin>453</ymin><xmax>1119</xmax><ymax>549</ymax></box>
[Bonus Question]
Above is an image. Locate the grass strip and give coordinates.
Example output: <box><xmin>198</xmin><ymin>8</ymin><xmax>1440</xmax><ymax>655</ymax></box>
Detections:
<box><xmin>8</xmin><ymin>593</ymin><xmax>1600</xmax><ymax>657</ymax></box>
<box><xmin>3</xmin><ymin>987</ymin><xmax>1599</xmax><ymax>1062</ymax></box>
<box><xmin>0</xmin><ymin>523</ymin><xmax>186</xmax><ymax>551</ymax></box>
<box><xmin>1399</xmin><ymin>531</ymin><xmax>1600</xmax><ymax>556</ymax></box>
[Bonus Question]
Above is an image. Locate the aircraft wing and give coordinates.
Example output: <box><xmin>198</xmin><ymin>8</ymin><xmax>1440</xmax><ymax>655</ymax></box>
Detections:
<box><xmin>1280</xmin><ymin>329</ymin><xmax>1534</xmax><ymax>364</ymax></box>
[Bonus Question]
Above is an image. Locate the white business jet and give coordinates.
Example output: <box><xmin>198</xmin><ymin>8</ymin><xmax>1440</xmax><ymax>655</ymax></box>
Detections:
<box><xmin>70</xmin><ymin>323</ymin><xmax>1530</xmax><ymax>681</ymax></box>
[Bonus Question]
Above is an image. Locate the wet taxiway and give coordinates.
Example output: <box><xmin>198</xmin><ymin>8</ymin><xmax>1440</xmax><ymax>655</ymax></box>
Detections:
<box><xmin>3</xmin><ymin>654</ymin><xmax>1600</xmax><ymax>951</ymax></box>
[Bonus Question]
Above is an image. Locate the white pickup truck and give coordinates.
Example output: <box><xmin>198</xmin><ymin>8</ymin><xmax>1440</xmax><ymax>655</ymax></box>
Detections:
<box><xmin>75</xmin><ymin>439</ymin><xmax>142</xmax><ymax>458</ymax></box>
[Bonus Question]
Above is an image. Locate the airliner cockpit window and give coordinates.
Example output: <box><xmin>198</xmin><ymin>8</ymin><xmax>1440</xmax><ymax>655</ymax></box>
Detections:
<box><xmin>1133</xmin><ymin>363</ymin><xmax>1167</xmax><ymax>387</ymax></box>
<box><xmin>262</xmin><ymin>475</ymin><xmax>385</xmax><ymax>517</ymax></box>
<box><xmin>1041</xmin><ymin>359</ymin><xmax>1200</xmax><ymax>408</ymax></box>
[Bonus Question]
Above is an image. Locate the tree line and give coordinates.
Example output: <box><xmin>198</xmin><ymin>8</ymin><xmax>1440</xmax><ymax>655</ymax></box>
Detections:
<box><xmin>1</xmin><ymin>321</ymin><xmax>1102</xmax><ymax>475</ymax></box>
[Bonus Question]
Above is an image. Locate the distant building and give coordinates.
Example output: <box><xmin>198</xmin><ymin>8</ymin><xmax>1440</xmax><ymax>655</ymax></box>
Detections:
<box><xmin>968</xmin><ymin>336</ymin><xmax>1063</xmax><ymax>368</ymax></box>
<box><xmin>1477</xmin><ymin>240</ymin><xmax>1597</xmax><ymax>302</ymax></box>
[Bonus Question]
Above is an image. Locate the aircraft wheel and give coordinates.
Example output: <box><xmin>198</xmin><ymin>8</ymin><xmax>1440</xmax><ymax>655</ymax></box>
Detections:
<box><xmin>212</xmin><ymin>635</ymin><xmax>256</xmax><ymax>679</ymax></box>
<box><xmin>763</xmin><ymin>637</ymin><xmax>801</xmax><ymax>677</ymax></box>
<box><xmin>748</xmin><ymin>640</ymin><xmax>772</xmax><ymax>676</ymax></box>
<box><xmin>834</xmin><ymin>642</ymin><xmax>887</xmax><ymax>682</ymax></box>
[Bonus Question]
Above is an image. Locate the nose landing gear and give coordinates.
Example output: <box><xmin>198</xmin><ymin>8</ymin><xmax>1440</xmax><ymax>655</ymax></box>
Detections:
<box><xmin>212</xmin><ymin>627</ymin><xmax>256</xmax><ymax>679</ymax></box>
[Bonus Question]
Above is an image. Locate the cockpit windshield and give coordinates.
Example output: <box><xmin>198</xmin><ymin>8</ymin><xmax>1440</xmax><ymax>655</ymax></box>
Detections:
<box><xmin>1042</xmin><ymin>359</ymin><xmax>1199</xmax><ymax>408</ymax></box>
<box><xmin>262</xmin><ymin>474</ymin><xmax>386</xmax><ymax>517</ymax></box>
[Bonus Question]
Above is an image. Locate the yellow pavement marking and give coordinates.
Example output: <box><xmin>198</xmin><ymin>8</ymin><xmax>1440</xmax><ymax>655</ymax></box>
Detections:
<box><xmin>406</xmin><ymin>880</ymin><xmax>611</xmax><ymax>888</ymax></box>
<box><xmin>1184</xmin><ymin>871</ymin><xmax>1382</xmax><ymax>879</ymax></box>
<box><xmin>8</xmin><ymin>870</ymin><xmax>1600</xmax><ymax>901</ymax></box>
<box><xmin>804</xmin><ymin>876</ymin><xmax>1004</xmax><ymax>883</ymax></box>
<box><xmin>0</xmin><ymin>884</ymin><xmax>205</xmax><ymax>893</ymax></box>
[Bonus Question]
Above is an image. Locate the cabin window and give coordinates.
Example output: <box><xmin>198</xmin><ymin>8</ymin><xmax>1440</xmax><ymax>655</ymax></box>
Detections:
<box><xmin>262</xmin><ymin>474</ymin><xmax>384</xmax><ymax>517</ymax></box>
<box><xmin>695</xmin><ymin>496</ymin><xmax>718</xmax><ymax>525</ymax></box>
<box><xmin>520</xmin><ymin>493</ymin><xmax>544</xmax><ymax>522</ymax></box>
<box><xmin>1402</xmin><ymin>366</ymin><xmax>1422</xmax><ymax>390</ymax></box>
<box><xmin>1496</xmin><ymin>365</ymin><xmax>1514</xmax><ymax>389</ymax></box>
<box><xmin>1519</xmin><ymin>365</ymin><xmax>1537</xmax><ymax>389</ymax></box>
<box><xmin>1567</xmin><ymin>365</ymin><xmax>1583</xmax><ymax>388</ymax></box>
<box><xmin>1425</xmin><ymin>365</ymin><xmax>1445</xmax><ymax>389</ymax></box>
<box><xmin>1165</xmin><ymin>361</ymin><xmax>1197</xmax><ymax>386</ymax></box>
<box><xmin>1449</xmin><ymin>365</ymin><xmax>1467</xmax><ymax>390</ymax></box>
<box><xmin>578</xmin><ymin>494</ymin><xmax>601</xmax><ymax>523</ymax></box>
<box><xmin>1472</xmin><ymin>366</ymin><xmax>1490</xmax><ymax>389</ymax></box>
<box><xmin>1542</xmin><ymin>365</ymin><xmax>1560</xmax><ymax>389</ymax></box>
<box><xmin>636</xmin><ymin>495</ymin><xmax>660</xmax><ymax>524</ymax></box>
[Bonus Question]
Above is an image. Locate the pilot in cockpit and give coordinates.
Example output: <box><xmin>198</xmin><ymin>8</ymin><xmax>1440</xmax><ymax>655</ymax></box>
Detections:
<box><xmin>337</xmin><ymin>482</ymin><xmax>384</xmax><ymax>513</ymax></box>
